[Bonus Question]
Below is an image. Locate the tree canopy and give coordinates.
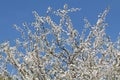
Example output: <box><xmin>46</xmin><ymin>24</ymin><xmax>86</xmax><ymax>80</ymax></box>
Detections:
<box><xmin>0</xmin><ymin>4</ymin><xmax>120</xmax><ymax>80</ymax></box>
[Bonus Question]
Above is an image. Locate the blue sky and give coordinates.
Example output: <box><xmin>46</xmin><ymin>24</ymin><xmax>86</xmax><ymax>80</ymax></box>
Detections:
<box><xmin>0</xmin><ymin>0</ymin><xmax>120</xmax><ymax>44</ymax></box>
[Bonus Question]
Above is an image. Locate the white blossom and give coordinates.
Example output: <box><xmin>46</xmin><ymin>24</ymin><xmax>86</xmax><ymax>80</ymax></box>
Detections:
<box><xmin>0</xmin><ymin>4</ymin><xmax>120</xmax><ymax>80</ymax></box>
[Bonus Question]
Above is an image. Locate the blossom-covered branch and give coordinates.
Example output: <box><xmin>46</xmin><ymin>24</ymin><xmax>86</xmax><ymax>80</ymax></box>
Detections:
<box><xmin>0</xmin><ymin>4</ymin><xmax>120</xmax><ymax>80</ymax></box>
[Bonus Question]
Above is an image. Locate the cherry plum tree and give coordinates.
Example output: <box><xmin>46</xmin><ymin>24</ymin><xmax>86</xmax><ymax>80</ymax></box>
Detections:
<box><xmin>0</xmin><ymin>4</ymin><xmax>120</xmax><ymax>80</ymax></box>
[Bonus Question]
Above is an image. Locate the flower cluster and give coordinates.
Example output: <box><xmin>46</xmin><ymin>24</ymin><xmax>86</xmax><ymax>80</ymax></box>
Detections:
<box><xmin>0</xmin><ymin>4</ymin><xmax>120</xmax><ymax>80</ymax></box>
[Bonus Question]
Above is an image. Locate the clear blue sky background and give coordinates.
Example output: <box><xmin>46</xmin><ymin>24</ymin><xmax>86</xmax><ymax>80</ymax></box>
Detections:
<box><xmin>0</xmin><ymin>0</ymin><xmax>120</xmax><ymax>44</ymax></box>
